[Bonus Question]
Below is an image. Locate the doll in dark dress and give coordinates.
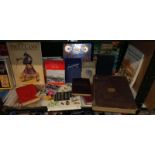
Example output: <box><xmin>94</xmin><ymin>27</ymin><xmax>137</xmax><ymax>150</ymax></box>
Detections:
<box><xmin>16</xmin><ymin>52</ymin><xmax>40</xmax><ymax>82</ymax></box>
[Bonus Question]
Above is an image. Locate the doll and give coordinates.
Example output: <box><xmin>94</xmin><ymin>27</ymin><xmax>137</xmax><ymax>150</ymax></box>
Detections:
<box><xmin>16</xmin><ymin>52</ymin><xmax>40</xmax><ymax>82</ymax></box>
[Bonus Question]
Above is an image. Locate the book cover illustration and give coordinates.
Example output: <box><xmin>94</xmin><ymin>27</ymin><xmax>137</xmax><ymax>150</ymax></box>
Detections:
<box><xmin>44</xmin><ymin>59</ymin><xmax>65</xmax><ymax>86</ymax></box>
<box><xmin>63</xmin><ymin>43</ymin><xmax>92</xmax><ymax>61</ymax></box>
<box><xmin>47</xmin><ymin>96</ymin><xmax>81</xmax><ymax>111</ymax></box>
<box><xmin>42</xmin><ymin>83</ymin><xmax>81</xmax><ymax>111</ymax></box>
<box><xmin>7</xmin><ymin>42</ymin><xmax>45</xmax><ymax>87</ymax></box>
<box><xmin>81</xmin><ymin>61</ymin><xmax>96</xmax><ymax>83</ymax></box>
<box><xmin>0</xmin><ymin>58</ymin><xmax>12</xmax><ymax>89</ymax></box>
<box><xmin>118</xmin><ymin>44</ymin><xmax>144</xmax><ymax>89</ymax></box>
<box><xmin>65</xmin><ymin>58</ymin><xmax>82</xmax><ymax>83</ymax></box>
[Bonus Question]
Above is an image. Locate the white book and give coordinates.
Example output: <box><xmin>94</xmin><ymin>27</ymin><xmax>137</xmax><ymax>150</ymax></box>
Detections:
<box><xmin>4</xmin><ymin>89</ymin><xmax>18</xmax><ymax>108</ymax></box>
<box><xmin>81</xmin><ymin>96</ymin><xmax>92</xmax><ymax>108</ymax></box>
<box><xmin>81</xmin><ymin>61</ymin><xmax>96</xmax><ymax>84</ymax></box>
<box><xmin>118</xmin><ymin>44</ymin><xmax>144</xmax><ymax>93</ymax></box>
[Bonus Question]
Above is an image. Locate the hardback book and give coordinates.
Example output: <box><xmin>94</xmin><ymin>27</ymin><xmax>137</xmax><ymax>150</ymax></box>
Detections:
<box><xmin>16</xmin><ymin>84</ymin><xmax>40</xmax><ymax>106</ymax></box>
<box><xmin>118</xmin><ymin>44</ymin><xmax>144</xmax><ymax>89</ymax></box>
<box><xmin>81</xmin><ymin>61</ymin><xmax>96</xmax><ymax>84</ymax></box>
<box><xmin>7</xmin><ymin>42</ymin><xmax>45</xmax><ymax>87</ymax></box>
<box><xmin>94</xmin><ymin>42</ymin><xmax>120</xmax><ymax>73</ymax></box>
<box><xmin>72</xmin><ymin>78</ymin><xmax>92</xmax><ymax>96</ymax></box>
<box><xmin>63</xmin><ymin>43</ymin><xmax>92</xmax><ymax>61</ymax></box>
<box><xmin>0</xmin><ymin>57</ymin><xmax>14</xmax><ymax>89</ymax></box>
<box><xmin>44</xmin><ymin>59</ymin><xmax>65</xmax><ymax>86</ymax></box>
<box><xmin>65</xmin><ymin>58</ymin><xmax>82</xmax><ymax>83</ymax></box>
<box><xmin>96</xmin><ymin>55</ymin><xmax>115</xmax><ymax>76</ymax></box>
<box><xmin>92</xmin><ymin>75</ymin><xmax>137</xmax><ymax>114</ymax></box>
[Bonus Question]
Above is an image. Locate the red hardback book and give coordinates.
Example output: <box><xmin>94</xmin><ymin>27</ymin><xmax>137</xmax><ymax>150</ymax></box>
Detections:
<box><xmin>16</xmin><ymin>84</ymin><xmax>39</xmax><ymax>105</ymax></box>
<box><xmin>44</xmin><ymin>59</ymin><xmax>65</xmax><ymax>86</ymax></box>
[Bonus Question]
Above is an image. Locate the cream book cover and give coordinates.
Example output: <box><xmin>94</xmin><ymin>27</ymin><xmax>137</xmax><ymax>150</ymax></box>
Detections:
<box><xmin>7</xmin><ymin>42</ymin><xmax>45</xmax><ymax>87</ymax></box>
<box><xmin>118</xmin><ymin>44</ymin><xmax>144</xmax><ymax>89</ymax></box>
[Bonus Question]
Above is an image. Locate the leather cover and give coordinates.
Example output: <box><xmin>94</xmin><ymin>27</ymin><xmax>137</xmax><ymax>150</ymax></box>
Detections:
<box><xmin>93</xmin><ymin>75</ymin><xmax>137</xmax><ymax>113</ymax></box>
<box><xmin>72</xmin><ymin>78</ymin><xmax>92</xmax><ymax>96</ymax></box>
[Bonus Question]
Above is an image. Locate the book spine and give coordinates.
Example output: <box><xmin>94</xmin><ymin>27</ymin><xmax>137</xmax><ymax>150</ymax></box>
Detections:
<box><xmin>135</xmin><ymin>51</ymin><xmax>155</xmax><ymax>107</ymax></box>
<box><xmin>5</xmin><ymin>58</ymin><xmax>15</xmax><ymax>89</ymax></box>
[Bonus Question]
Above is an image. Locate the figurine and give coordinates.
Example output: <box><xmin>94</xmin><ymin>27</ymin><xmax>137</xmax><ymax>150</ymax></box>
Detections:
<box><xmin>16</xmin><ymin>52</ymin><xmax>40</xmax><ymax>82</ymax></box>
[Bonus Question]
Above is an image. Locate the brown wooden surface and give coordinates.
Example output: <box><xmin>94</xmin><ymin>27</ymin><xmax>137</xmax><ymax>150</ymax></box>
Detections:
<box><xmin>129</xmin><ymin>41</ymin><xmax>155</xmax><ymax>92</ymax></box>
<box><xmin>128</xmin><ymin>41</ymin><xmax>155</xmax><ymax>110</ymax></box>
<box><xmin>145</xmin><ymin>80</ymin><xmax>155</xmax><ymax>110</ymax></box>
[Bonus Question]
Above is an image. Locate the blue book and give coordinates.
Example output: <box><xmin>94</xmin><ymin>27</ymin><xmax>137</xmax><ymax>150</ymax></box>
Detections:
<box><xmin>0</xmin><ymin>90</ymin><xmax>9</xmax><ymax>101</ymax></box>
<box><xmin>65</xmin><ymin>58</ymin><xmax>82</xmax><ymax>83</ymax></box>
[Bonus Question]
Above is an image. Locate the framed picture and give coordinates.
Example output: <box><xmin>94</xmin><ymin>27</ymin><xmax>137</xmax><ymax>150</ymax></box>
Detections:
<box><xmin>0</xmin><ymin>58</ymin><xmax>13</xmax><ymax>89</ymax></box>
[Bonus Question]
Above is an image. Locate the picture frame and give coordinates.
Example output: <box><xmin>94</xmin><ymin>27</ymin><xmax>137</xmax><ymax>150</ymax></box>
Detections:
<box><xmin>0</xmin><ymin>57</ymin><xmax>13</xmax><ymax>89</ymax></box>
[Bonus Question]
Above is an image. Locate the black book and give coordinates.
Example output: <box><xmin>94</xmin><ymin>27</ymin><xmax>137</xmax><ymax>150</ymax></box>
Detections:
<box><xmin>135</xmin><ymin>51</ymin><xmax>155</xmax><ymax>107</ymax></box>
<box><xmin>72</xmin><ymin>78</ymin><xmax>92</xmax><ymax>96</ymax></box>
<box><xmin>96</xmin><ymin>55</ymin><xmax>115</xmax><ymax>76</ymax></box>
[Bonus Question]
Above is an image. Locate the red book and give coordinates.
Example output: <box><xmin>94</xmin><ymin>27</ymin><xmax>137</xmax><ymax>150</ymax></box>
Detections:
<box><xmin>44</xmin><ymin>59</ymin><xmax>65</xmax><ymax>86</ymax></box>
<box><xmin>16</xmin><ymin>84</ymin><xmax>40</xmax><ymax>105</ymax></box>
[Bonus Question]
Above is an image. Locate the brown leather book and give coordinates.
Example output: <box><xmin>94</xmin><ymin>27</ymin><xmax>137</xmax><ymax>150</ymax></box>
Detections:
<box><xmin>72</xmin><ymin>78</ymin><xmax>92</xmax><ymax>96</ymax></box>
<box><xmin>92</xmin><ymin>75</ymin><xmax>137</xmax><ymax>114</ymax></box>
